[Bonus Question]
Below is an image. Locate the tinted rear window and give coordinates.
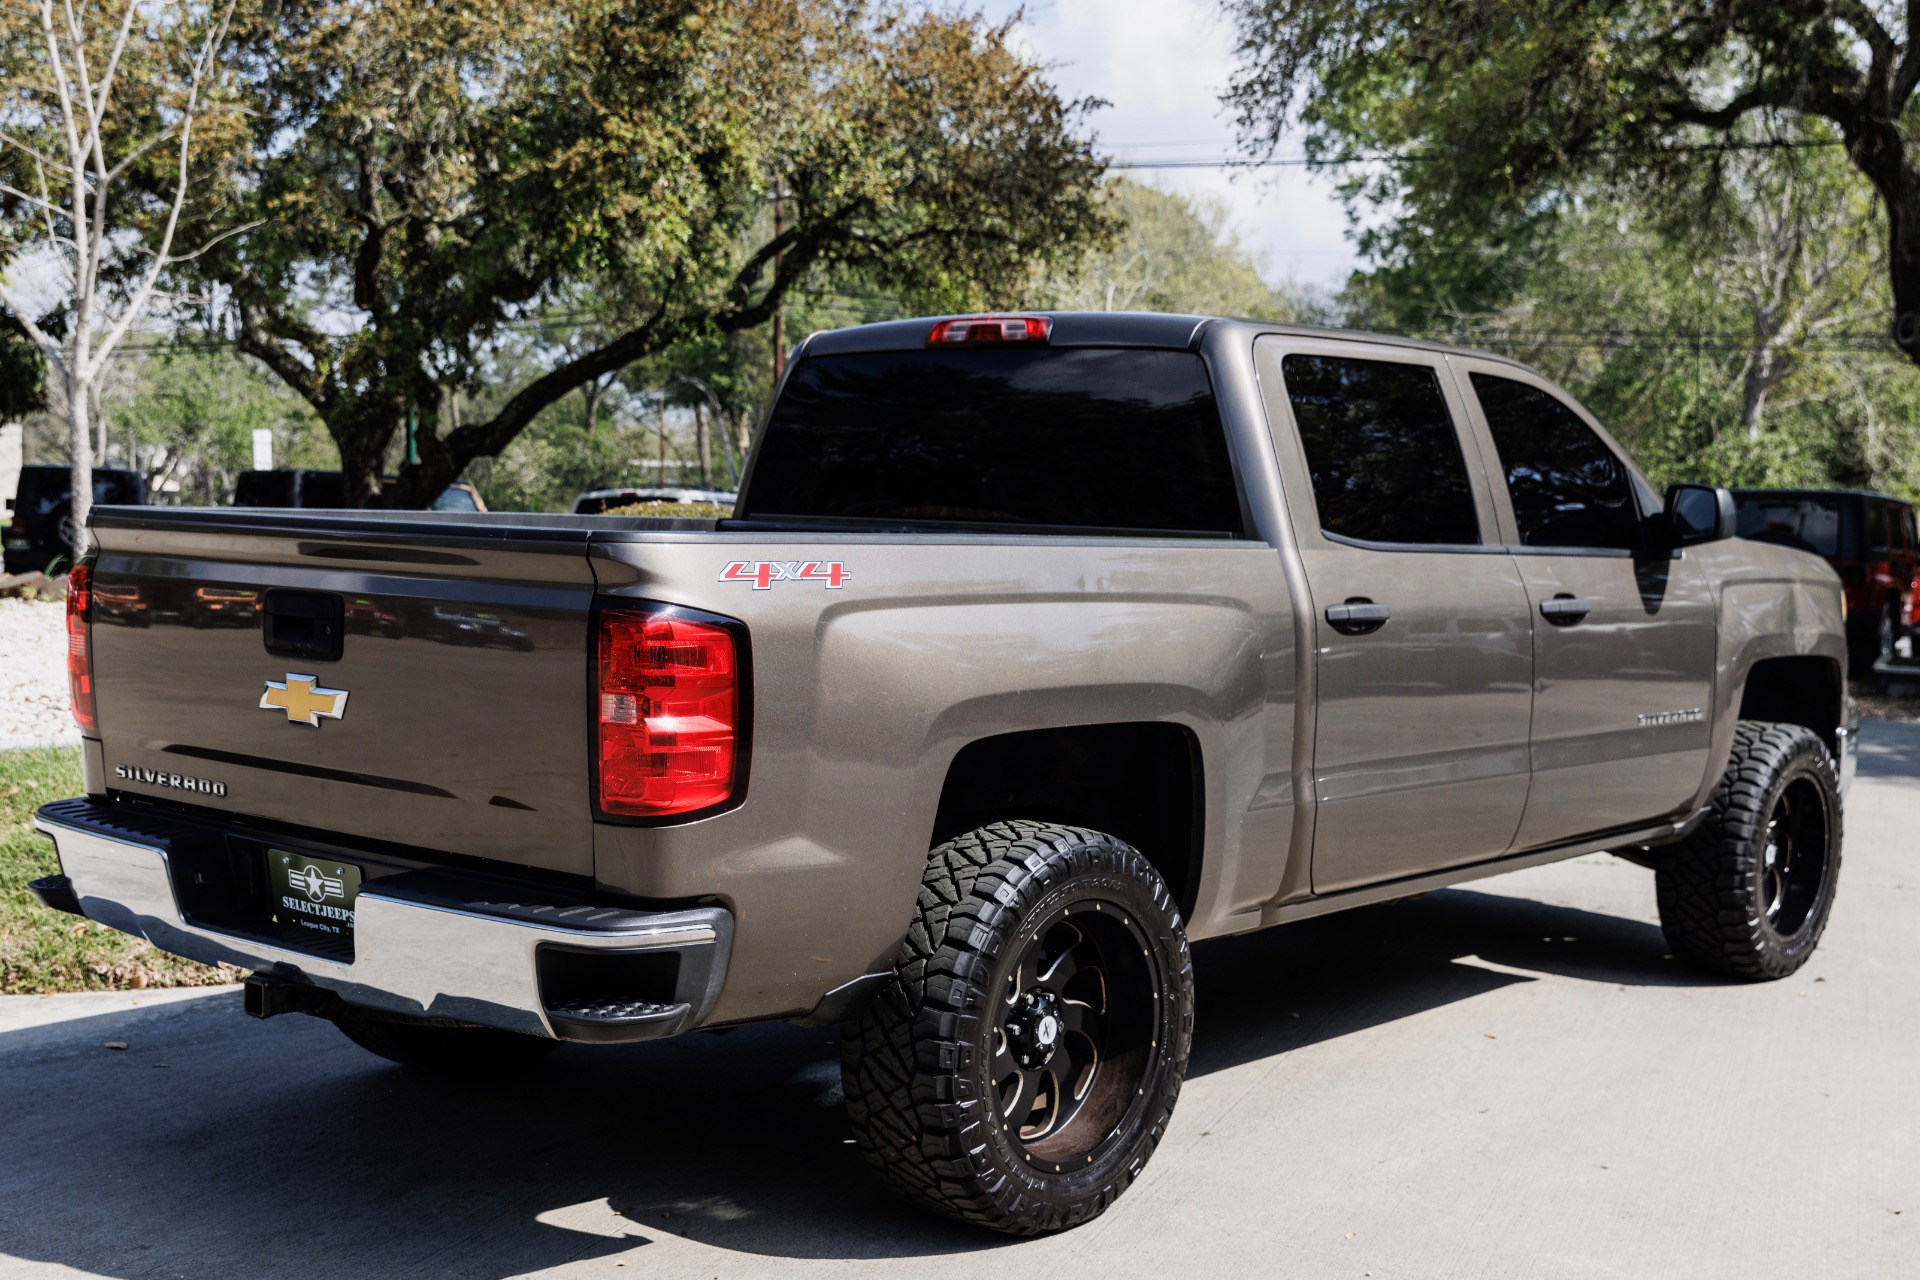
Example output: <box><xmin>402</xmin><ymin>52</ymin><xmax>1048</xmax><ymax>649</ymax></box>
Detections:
<box><xmin>741</xmin><ymin>348</ymin><xmax>1243</xmax><ymax>535</ymax></box>
<box><xmin>1281</xmin><ymin>354</ymin><xmax>1480</xmax><ymax>546</ymax></box>
<box><xmin>1735</xmin><ymin>494</ymin><xmax>1847</xmax><ymax>557</ymax></box>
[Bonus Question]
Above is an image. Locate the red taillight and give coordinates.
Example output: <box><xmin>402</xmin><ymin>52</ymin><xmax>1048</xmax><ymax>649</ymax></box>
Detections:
<box><xmin>595</xmin><ymin>605</ymin><xmax>740</xmax><ymax>817</ymax></box>
<box><xmin>927</xmin><ymin>315</ymin><xmax>1052</xmax><ymax>345</ymax></box>
<box><xmin>66</xmin><ymin>563</ymin><xmax>96</xmax><ymax>734</ymax></box>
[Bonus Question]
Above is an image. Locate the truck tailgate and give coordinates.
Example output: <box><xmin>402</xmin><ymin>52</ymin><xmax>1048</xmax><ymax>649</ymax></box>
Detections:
<box><xmin>86</xmin><ymin>511</ymin><xmax>598</xmax><ymax>876</ymax></box>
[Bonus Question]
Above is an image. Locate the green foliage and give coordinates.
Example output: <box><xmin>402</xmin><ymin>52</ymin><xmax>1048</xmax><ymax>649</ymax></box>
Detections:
<box><xmin>599</xmin><ymin>500</ymin><xmax>733</xmax><ymax>519</ymax></box>
<box><xmin>1346</xmin><ymin>180</ymin><xmax>1920</xmax><ymax>500</ymax></box>
<box><xmin>1</xmin><ymin>744</ymin><xmax>233</xmax><ymax>993</ymax></box>
<box><xmin>108</xmin><ymin>347</ymin><xmax>336</xmax><ymax>503</ymax></box>
<box><xmin>185</xmin><ymin>0</ymin><xmax>1115</xmax><ymax>507</ymax></box>
<box><xmin>1030</xmin><ymin>180</ymin><xmax>1300</xmax><ymax>319</ymax></box>
<box><xmin>1230</xmin><ymin>0</ymin><xmax>1920</xmax><ymax>500</ymax></box>
<box><xmin>0</xmin><ymin>312</ymin><xmax>41</xmax><ymax>420</ymax></box>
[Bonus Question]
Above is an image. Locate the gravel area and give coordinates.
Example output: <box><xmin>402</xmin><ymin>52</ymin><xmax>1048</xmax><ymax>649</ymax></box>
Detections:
<box><xmin>0</xmin><ymin>599</ymin><xmax>79</xmax><ymax>751</ymax></box>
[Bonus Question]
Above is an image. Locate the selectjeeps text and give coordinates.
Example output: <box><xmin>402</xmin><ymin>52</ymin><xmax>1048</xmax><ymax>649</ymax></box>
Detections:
<box><xmin>33</xmin><ymin>313</ymin><xmax>1856</xmax><ymax>1234</ymax></box>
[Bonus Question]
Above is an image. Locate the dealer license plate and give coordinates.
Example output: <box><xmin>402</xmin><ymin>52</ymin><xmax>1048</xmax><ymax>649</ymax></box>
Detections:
<box><xmin>268</xmin><ymin>850</ymin><xmax>362</xmax><ymax>946</ymax></box>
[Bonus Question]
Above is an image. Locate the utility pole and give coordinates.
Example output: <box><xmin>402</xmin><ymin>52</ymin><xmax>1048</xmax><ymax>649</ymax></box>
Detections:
<box><xmin>772</xmin><ymin>179</ymin><xmax>786</xmax><ymax>385</ymax></box>
<box><xmin>657</xmin><ymin>394</ymin><xmax>668</xmax><ymax>483</ymax></box>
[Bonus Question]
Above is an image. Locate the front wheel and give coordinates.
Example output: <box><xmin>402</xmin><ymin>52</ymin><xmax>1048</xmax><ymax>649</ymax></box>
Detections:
<box><xmin>1655</xmin><ymin>721</ymin><xmax>1842</xmax><ymax>980</ymax></box>
<box><xmin>841</xmin><ymin>821</ymin><xmax>1194</xmax><ymax>1235</ymax></box>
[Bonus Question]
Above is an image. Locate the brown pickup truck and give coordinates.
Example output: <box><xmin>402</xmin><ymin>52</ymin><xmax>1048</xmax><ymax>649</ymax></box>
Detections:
<box><xmin>33</xmin><ymin>313</ymin><xmax>1855</xmax><ymax>1235</ymax></box>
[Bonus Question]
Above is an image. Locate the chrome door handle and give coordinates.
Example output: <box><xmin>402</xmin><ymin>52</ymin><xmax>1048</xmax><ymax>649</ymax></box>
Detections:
<box><xmin>1539</xmin><ymin>594</ymin><xmax>1592</xmax><ymax>625</ymax></box>
<box><xmin>1325</xmin><ymin>598</ymin><xmax>1391</xmax><ymax>635</ymax></box>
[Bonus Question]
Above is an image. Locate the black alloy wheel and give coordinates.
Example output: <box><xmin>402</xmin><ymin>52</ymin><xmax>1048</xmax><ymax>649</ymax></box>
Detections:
<box><xmin>842</xmin><ymin>821</ymin><xmax>1193</xmax><ymax>1234</ymax></box>
<box><xmin>992</xmin><ymin>900</ymin><xmax>1160</xmax><ymax>1172</ymax></box>
<box><xmin>1756</xmin><ymin>776</ymin><xmax>1832</xmax><ymax>939</ymax></box>
<box><xmin>1656</xmin><ymin>720</ymin><xmax>1843</xmax><ymax>979</ymax></box>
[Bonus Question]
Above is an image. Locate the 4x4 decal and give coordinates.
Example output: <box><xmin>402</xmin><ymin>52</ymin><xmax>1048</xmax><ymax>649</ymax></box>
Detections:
<box><xmin>720</xmin><ymin>560</ymin><xmax>850</xmax><ymax>590</ymax></box>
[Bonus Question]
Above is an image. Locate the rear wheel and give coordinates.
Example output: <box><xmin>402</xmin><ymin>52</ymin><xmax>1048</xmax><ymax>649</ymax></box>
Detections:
<box><xmin>1655</xmin><ymin>721</ymin><xmax>1842</xmax><ymax>980</ymax></box>
<box><xmin>328</xmin><ymin>1003</ymin><xmax>561</xmax><ymax>1077</ymax></box>
<box><xmin>841</xmin><ymin>821</ymin><xmax>1193</xmax><ymax>1235</ymax></box>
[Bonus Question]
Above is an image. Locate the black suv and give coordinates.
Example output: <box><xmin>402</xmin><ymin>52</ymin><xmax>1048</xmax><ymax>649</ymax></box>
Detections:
<box><xmin>3</xmin><ymin>464</ymin><xmax>144</xmax><ymax>575</ymax></box>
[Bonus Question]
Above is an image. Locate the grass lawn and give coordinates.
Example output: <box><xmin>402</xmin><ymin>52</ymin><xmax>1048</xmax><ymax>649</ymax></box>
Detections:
<box><xmin>0</xmin><ymin>746</ymin><xmax>236</xmax><ymax>994</ymax></box>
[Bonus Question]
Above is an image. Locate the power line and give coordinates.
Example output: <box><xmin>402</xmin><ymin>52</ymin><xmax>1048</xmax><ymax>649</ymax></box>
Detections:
<box><xmin>1106</xmin><ymin>138</ymin><xmax>1849</xmax><ymax>171</ymax></box>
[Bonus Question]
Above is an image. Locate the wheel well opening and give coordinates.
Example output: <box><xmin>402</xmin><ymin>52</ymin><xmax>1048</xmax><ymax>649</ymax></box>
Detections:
<box><xmin>931</xmin><ymin>722</ymin><xmax>1203</xmax><ymax>920</ymax></box>
<box><xmin>1738</xmin><ymin>656</ymin><xmax>1844</xmax><ymax>756</ymax></box>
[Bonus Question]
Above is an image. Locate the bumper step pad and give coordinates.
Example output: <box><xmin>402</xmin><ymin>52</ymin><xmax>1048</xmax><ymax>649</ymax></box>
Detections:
<box><xmin>544</xmin><ymin>997</ymin><xmax>693</xmax><ymax>1044</ymax></box>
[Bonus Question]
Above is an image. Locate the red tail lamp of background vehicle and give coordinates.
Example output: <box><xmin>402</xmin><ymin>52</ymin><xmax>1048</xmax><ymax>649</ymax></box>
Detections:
<box><xmin>595</xmin><ymin>604</ymin><xmax>741</xmax><ymax>818</ymax></box>
<box><xmin>67</xmin><ymin>563</ymin><xmax>96</xmax><ymax>733</ymax></box>
<box><xmin>926</xmin><ymin>315</ymin><xmax>1052</xmax><ymax>346</ymax></box>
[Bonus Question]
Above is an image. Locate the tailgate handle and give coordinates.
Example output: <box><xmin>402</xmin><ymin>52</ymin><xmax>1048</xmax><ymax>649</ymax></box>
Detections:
<box><xmin>263</xmin><ymin>589</ymin><xmax>345</xmax><ymax>662</ymax></box>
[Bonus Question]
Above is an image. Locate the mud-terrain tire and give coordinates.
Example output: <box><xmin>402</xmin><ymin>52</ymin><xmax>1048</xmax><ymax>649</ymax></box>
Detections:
<box><xmin>1655</xmin><ymin>721</ymin><xmax>1842</xmax><ymax>980</ymax></box>
<box><xmin>328</xmin><ymin>1003</ymin><xmax>561</xmax><ymax>1076</ymax></box>
<box><xmin>841</xmin><ymin>821</ymin><xmax>1194</xmax><ymax>1235</ymax></box>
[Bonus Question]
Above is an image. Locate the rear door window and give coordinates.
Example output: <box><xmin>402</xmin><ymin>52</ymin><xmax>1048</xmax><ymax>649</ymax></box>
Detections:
<box><xmin>1733</xmin><ymin>495</ymin><xmax>1845</xmax><ymax>556</ymax></box>
<box><xmin>1469</xmin><ymin>374</ymin><xmax>1640</xmax><ymax>551</ymax></box>
<box><xmin>741</xmin><ymin>347</ymin><xmax>1243</xmax><ymax>535</ymax></box>
<box><xmin>1279</xmin><ymin>353</ymin><xmax>1481</xmax><ymax>546</ymax></box>
<box><xmin>1867</xmin><ymin>501</ymin><xmax>1891</xmax><ymax>553</ymax></box>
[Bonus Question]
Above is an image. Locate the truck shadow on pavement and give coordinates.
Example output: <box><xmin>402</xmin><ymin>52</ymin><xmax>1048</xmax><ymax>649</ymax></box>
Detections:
<box><xmin>0</xmin><ymin>883</ymin><xmax>1709</xmax><ymax>1278</ymax></box>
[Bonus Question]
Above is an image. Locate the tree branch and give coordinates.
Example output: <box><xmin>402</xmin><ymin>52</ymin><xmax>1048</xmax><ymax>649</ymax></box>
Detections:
<box><xmin>235</xmin><ymin>305</ymin><xmax>327</xmax><ymax>412</ymax></box>
<box><xmin>92</xmin><ymin>0</ymin><xmax>239</xmax><ymax>373</ymax></box>
<box><xmin>440</xmin><ymin>303</ymin><xmax>679</xmax><ymax>466</ymax></box>
<box><xmin>1897</xmin><ymin>1</ymin><xmax>1920</xmax><ymax>109</ymax></box>
<box><xmin>0</xmin><ymin>277</ymin><xmax>70</xmax><ymax>381</ymax></box>
<box><xmin>163</xmin><ymin>218</ymin><xmax>264</xmax><ymax>265</ymax></box>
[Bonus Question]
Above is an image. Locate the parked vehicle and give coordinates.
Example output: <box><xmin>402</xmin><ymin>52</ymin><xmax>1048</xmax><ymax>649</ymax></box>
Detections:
<box><xmin>232</xmin><ymin>470</ymin><xmax>488</xmax><ymax>512</ymax></box>
<box><xmin>34</xmin><ymin>313</ymin><xmax>1854</xmax><ymax>1236</ymax></box>
<box><xmin>2</xmin><ymin>464</ymin><xmax>143</xmax><ymax>575</ymax></box>
<box><xmin>1733</xmin><ymin>488</ymin><xmax>1917</xmax><ymax>671</ymax></box>
<box><xmin>572</xmin><ymin>486</ymin><xmax>737</xmax><ymax>514</ymax></box>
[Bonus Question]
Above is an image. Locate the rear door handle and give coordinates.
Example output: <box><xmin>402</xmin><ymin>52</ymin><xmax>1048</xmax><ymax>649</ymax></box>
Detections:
<box><xmin>1539</xmin><ymin>594</ymin><xmax>1592</xmax><ymax>625</ymax></box>
<box><xmin>1325</xmin><ymin>598</ymin><xmax>1391</xmax><ymax>635</ymax></box>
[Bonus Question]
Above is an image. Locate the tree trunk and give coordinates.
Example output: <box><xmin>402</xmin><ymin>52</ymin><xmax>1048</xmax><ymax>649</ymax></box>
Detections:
<box><xmin>1851</xmin><ymin>122</ymin><xmax>1920</xmax><ymax>369</ymax></box>
<box><xmin>695</xmin><ymin>403</ymin><xmax>711</xmax><ymax>487</ymax></box>
<box><xmin>1742</xmin><ymin>343</ymin><xmax>1780</xmax><ymax>443</ymax></box>
<box><xmin>332</xmin><ymin>401</ymin><xmax>397</xmax><ymax>508</ymax></box>
<box><xmin>66</xmin><ymin>373</ymin><xmax>94</xmax><ymax>560</ymax></box>
<box><xmin>583</xmin><ymin>380</ymin><xmax>605</xmax><ymax>436</ymax></box>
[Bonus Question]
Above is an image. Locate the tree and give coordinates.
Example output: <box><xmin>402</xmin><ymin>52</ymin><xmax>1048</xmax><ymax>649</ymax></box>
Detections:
<box><xmin>1340</xmin><ymin>146</ymin><xmax>1920</xmax><ymax>499</ymax></box>
<box><xmin>1224</xmin><ymin>0</ymin><xmax>1920</xmax><ymax>370</ymax></box>
<box><xmin>109</xmin><ymin>346</ymin><xmax>335</xmax><ymax>504</ymax></box>
<box><xmin>0</xmin><ymin>313</ymin><xmax>43</xmax><ymax>422</ymax></box>
<box><xmin>0</xmin><ymin>0</ymin><xmax>249</xmax><ymax>547</ymax></box>
<box><xmin>1031</xmin><ymin>179</ymin><xmax>1301</xmax><ymax>318</ymax></box>
<box><xmin>188</xmin><ymin>0</ymin><xmax>1113</xmax><ymax>508</ymax></box>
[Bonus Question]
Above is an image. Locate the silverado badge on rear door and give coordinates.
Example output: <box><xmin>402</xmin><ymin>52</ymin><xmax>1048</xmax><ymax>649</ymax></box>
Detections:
<box><xmin>260</xmin><ymin>674</ymin><xmax>349</xmax><ymax>727</ymax></box>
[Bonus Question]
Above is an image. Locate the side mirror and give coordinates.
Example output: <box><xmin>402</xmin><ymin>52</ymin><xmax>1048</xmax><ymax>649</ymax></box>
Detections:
<box><xmin>1665</xmin><ymin>483</ymin><xmax>1735</xmax><ymax>546</ymax></box>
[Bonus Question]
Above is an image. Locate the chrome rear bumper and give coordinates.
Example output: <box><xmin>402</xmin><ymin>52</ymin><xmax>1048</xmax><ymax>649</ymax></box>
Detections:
<box><xmin>33</xmin><ymin>799</ymin><xmax>731</xmax><ymax>1043</ymax></box>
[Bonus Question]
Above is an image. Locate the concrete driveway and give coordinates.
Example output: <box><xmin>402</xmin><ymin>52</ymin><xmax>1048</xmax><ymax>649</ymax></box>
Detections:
<box><xmin>4</xmin><ymin>722</ymin><xmax>1916</xmax><ymax>1279</ymax></box>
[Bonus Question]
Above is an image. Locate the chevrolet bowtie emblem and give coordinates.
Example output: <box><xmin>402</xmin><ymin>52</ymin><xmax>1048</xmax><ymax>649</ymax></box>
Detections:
<box><xmin>260</xmin><ymin>674</ymin><xmax>349</xmax><ymax>727</ymax></box>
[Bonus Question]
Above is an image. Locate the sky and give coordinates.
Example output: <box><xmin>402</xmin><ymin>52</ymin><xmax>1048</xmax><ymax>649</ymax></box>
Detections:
<box><xmin>970</xmin><ymin>0</ymin><xmax>1362</xmax><ymax>292</ymax></box>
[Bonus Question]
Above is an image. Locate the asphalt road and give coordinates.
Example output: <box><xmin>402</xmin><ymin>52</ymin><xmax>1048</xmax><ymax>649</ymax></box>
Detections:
<box><xmin>3</xmin><ymin>722</ymin><xmax>1916</xmax><ymax>1280</ymax></box>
